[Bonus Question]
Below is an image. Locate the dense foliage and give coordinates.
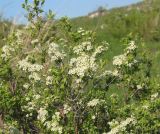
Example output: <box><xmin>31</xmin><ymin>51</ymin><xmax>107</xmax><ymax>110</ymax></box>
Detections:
<box><xmin>0</xmin><ymin>0</ymin><xmax>160</xmax><ymax>133</ymax></box>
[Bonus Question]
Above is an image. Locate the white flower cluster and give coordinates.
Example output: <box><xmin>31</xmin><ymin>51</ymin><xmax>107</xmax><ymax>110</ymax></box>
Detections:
<box><xmin>15</xmin><ymin>30</ymin><xmax>23</xmax><ymax>45</ymax></box>
<box><xmin>69</xmin><ymin>40</ymin><xmax>107</xmax><ymax>81</ymax></box>
<box><xmin>23</xmin><ymin>100</ymin><xmax>36</xmax><ymax>112</ymax></box>
<box><xmin>18</xmin><ymin>58</ymin><xmax>43</xmax><ymax>81</ymax></box>
<box><xmin>1</xmin><ymin>45</ymin><xmax>15</xmax><ymax>60</ymax></box>
<box><xmin>73</xmin><ymin>41</ymin><xmax>93</xmax><ymax>54</ymax></box>
<box><xmin>44</xmin><ymin>111</ymin><xmax>63</xmax><ymax>134</ymax></box>
<box><xmin>108</xmin><ymin>119</ymin><xmax>119</xmax><ymax>128</ymax></box>
<box><xmin>77</xmin><ymin>27</ymin><xmax>90</xmax><ymax>36</ymax></box>
<box><xmin>77</xmin><ymin>27</ymin><xmax>85</xmax><ymax>33</ymax></box>
<box><xmin>37</xmin><ymin>107</ymin><xmax>48</xmax><ymax>123</ymax></box>
<box><xmin>107</xmin><ymin>117</ymin><xmax>136</xmax><ymax>134</ymax></box>
<box><xmin>113</xmin><ymin>54</ymin><xmax>126</xmax><ymax>66</ymax></box>
<box><xmin>37</xmin><ymin>104</ymin><xmax>70</xmax><ymax>134</ymax></box>
<box><xmin>22</xmin><ymin>94</ymin><xmax>42</xmax><ymax>117</ymax></box>
<box><xmin>18</xmin><ymin>59</ymin><xmax>43</xmax><ymax>72</ymax></box>
<box><xmin>87</xmin><ymin>99</ymin><xmax>104</xmax><ymax>107</ymax></box>
<box><xmin>63</xmin><ymin>104</ymin><xmax>71</xmax><ymax>114</ymax></box>
<box><xmin>113</xmin><ymin>41</ymin><xmax>137</xmax><ymax>67</ymax></box>
<box><xmin>92</xmin><ymin>45</ymin><xmax>107</xmax><ymax>58</ymax></box>
<box><xmin>46</xmin><ymin>76</ymin><xmax>53</xmax><ymax>85</ymax></box>
<box><xmin>48</xmin><ymin>43</ymin><xmax>66</xmax><ymax>62</ymax></box>
<box><xmin>100</xmin><ymin>69</ymin><xmax>120</xmax><ymax>78</ymax></box>
<box><xmin>28</xmin><ymin>72</ymin><xmax>41</xmax><ymax>81</ymax></box>
<box><xmin>69</xmin><ymin>54</ymin><xmax>97</xmax><ymax>78</ymax></box>
<box><xmin>125</xmin><ymin>41</ymin><xmax>137</xmax><ymax>54</ymax></box>
<box><xmin>126</xmin><ymin>59</ymin><xmax>138</xmax><ymax>67</ymax></box>
<box><xmin>34</xmin><ymin>94</ymin><xmax>41</xmax><ymax>100</ymax></box>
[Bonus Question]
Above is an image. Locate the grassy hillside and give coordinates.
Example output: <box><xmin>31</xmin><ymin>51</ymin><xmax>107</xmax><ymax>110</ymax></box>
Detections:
<box><xmin>72</xmin><ymin>0</ymin><xmax>160</xmax><ymax>41</ymax></box>
<box><xmin>71</xmin><ymin>0</ymin><xmax>160</xmax><ymax>78</ymax></box>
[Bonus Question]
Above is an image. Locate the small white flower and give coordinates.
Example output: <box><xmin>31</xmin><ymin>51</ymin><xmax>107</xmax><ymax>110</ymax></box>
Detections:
<box><xmin>92</xmin><ymin>115</ymin><xmax>96</xmax><ymax>120</ymax></box>
<box><xmin>46</xmin><ymin>76</ymin><xmax>53</xmax><ymax>85</ymax></box>
<box><xmin>25</xmin><ymin>97</ymin><xmax>30</xmax><ymax>101</ymax></box>
<box><xmin>87</xmin><ymin>99</ymin><xmax>100</xmax><ymax>107</ymax></box>
<box><xmin>63</xmin><ymin>104</ymin><xmax>71</xmax><ymax>114</ymax></box>
<box><xmin>55</xmin><ymin>112</ymin><xmax>60</xmax><ymax>117</ymax></box>
<box><xmin>23</xmin><ymin>83</ymin><xmax>30</xmax><ymax>89</ymax></box>
<box><xmin>100</xmin><ymin>69</ymin><xmax>120</xmax><ymax>78</ymax></box>
<box><xmin>92</xmin><ymin>45</ymin><xmax>106</xmax><ymax>58</ymax></box>
<box><xmin>75</xmin><ymin>78</ymin><xmax>82</xmax><ymax>84</ymax></box>
<box><xmin>77</xmin><ymin>27</ymin><xmax>85</xmax><ymax>33</ymax></box>
<box><xmin>137</xmin><ymin>85</ymin><xmax>142</xmax><ymax>90</ymax></box>
<box><xmin>108</xmin><ymin>119</ymin><xmax>119</xmax><ymax>128</ymax></box>
<box><xmin>151</xmin><ymin>92</ymin><xmax>159</xmax><ymax>100</ymax></box>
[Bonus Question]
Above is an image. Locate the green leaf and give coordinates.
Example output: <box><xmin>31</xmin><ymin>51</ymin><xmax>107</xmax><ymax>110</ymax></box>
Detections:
<box><xmin>41</xmin><ymin>0</ymin><xmax>45</xmax><ymax>5</ymax></box>
<box><xmin>22</xmin><ymin>3</ymin><xmax>25</xmax><ymax>9</ymax></box>
<box><xmin>25</xmin><ymin>0</ymin><xmax>28</xmax><ymax>4</ymax></box>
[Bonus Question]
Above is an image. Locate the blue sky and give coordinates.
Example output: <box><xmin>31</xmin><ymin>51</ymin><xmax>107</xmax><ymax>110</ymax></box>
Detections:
<box><xmin>0</xmin><ymin>0</ymin><xmax>142</xmax><ymax>23</ymax></box>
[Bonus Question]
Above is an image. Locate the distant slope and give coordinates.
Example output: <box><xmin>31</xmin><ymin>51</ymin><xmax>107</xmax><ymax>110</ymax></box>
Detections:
<box><xmin>71</xmin><ymin>0</ymin><xmax>160</xmax><ymax>42</ymax></box>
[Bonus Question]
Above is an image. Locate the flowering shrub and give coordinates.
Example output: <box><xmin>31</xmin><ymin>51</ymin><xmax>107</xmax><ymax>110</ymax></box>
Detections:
<box><xmin>0</xmin><ymin>0</ymin><xmax>159</xmax><ymax>133</ymax></box>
